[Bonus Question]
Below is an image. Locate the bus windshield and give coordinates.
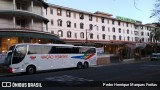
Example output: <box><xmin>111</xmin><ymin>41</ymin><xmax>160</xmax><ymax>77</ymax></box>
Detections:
<box><xmin>12</xmin><ymin>45</ymin><xmax>27</xmax><ymax>64</ymax></box>
<box><xmin>4</xmin><ymin>45</ymin><xmax>15</xmax><ymax>65</ymax></box>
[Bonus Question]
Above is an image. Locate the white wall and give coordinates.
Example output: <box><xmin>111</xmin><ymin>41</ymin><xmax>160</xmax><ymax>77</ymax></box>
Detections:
<box><xmin>46</xmin><ymin>6</ymin><xmax>153</xmax><ymax>43</ymax></box>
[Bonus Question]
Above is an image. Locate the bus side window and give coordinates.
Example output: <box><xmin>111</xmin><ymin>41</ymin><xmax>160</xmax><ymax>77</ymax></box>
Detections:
<box><xmin>49</xmin><ymin>46</ymin><xmax>56</xmax><ymax>54</ymax></box>
<box><xmin>42</xmin><ymin>46</ymin><xmax>52</xmax><ymax>54</ymax></box>
<box><xmin>28</xmin><ymin>45</ymin><xmax>42</xmax><ymax>54</ymax></box>
<box><xmin>81</xmin><ymin>48</ymin><xmax>96</xmax><ymax>54</ymax></box>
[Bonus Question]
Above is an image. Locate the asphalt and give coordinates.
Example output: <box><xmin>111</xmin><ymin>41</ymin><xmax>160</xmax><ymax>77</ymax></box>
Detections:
<box><xmin>0</xmin><ymin>58</ymin><xmax>160</xmax><ymax>90</ymax></box>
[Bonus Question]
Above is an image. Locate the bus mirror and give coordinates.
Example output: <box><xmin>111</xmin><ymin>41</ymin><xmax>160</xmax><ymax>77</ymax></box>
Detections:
<box><xmin>8</xmin><ymin>50</ymin><xmax>12</xmax><ymax>53</ymax></box>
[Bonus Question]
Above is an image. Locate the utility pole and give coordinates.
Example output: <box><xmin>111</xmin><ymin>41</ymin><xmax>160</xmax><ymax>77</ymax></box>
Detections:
<box><xmin>85</xmin><ymin>25</ymin><xmax>97</xmax><ymax>46</ymax></box>
<box><xmin>86</xmin><ymin>29</ymin><xmax>88</xmax><ymax>46</ymax></box>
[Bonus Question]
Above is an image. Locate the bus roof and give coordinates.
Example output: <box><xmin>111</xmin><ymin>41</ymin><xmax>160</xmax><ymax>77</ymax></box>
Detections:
<box><xmin>13</xmin><ymin>43</ymin><xmax>95</xmax><ymax>48</ymax></box>
<box><xmin>14</xmin><ymin>43</ymin><xmax>73</xmax><ymax>46</ymax></box>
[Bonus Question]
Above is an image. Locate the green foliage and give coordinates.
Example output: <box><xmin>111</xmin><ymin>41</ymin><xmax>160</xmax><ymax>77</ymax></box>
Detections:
<box><xmin>154</xmin><ymin>29</ymin><xmax>160</xmax><ymax>41</ymax></box>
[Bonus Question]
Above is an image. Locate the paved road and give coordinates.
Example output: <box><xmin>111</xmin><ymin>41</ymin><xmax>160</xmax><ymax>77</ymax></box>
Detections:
<box><xmin>0</xmin><ymin>61</ymin><xmax>160</xmax><ymax>90</ymax></box>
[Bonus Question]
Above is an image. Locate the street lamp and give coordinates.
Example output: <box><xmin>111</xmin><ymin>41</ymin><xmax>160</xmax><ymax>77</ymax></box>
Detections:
<box><xmin>85</xmin><ymin>25</ymin><xmax>97</xmax><ymax>46</ymax></box>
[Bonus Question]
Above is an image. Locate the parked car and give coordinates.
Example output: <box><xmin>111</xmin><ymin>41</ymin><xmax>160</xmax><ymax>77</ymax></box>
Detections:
<box><xmin>150</xmin><ymin>53</ymin><xmax>160</xmax><ymax>61</ymax></box>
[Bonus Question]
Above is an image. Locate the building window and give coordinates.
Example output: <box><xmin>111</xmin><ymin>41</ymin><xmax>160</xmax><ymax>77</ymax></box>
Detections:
<box><xmin>16</xmin><ymin>19</ymin><xmax>21</xmax><ymax>26</ymax></box>
<box><xmin>112</xmin><ymin>20</ymin><xmax>114</xmax><ymax>25</ymax></box>
<box><xmin>89</xmin><ymin>24</ymin><xmax>93</xmax><ymax>30</ymax></box>
<box><xmin>57</xmin><ymin>19</ymin><xmax>62</xmax><ymax>26</ymax></box>
<box><xmin>147</xmin><ymin>32</ymin><xmax>150</xmax><ymax>36</ymax></box>
<box><xmin>74</xmin><ymin>23</ymin><xmax>76</xmax><ymax>28</ymax></box>
<box><xmin>118</xmin><ymin>21</ymin><xmax>121</xmax><ymax>26</ymax></box>
<box><xmin>141</xmin><ymin>26</ymin><xmax>143</xmax><ymax>29</ymax></box>
<box><xmin>134</xmin><ymin>25</ymin><xmax>138</xmax><ymax>29</ymax></box>
<box><xmin>142</xmin><ymin>38</ymin><xmax>144</xmax><ymax>42</ymax></box>
<box><xmin>127</xmin><ymin>36</ymin><xmax>130</xmax><ymax>41</ymax></box>
<box><xmin>135</xmin><ymin>37</ymin><xmax>139</xmax><ymax>42</ymax></box>
<box><xmin>50</xmin><ymin>8</ymin><xmax>53</xmax><ymax>15</ymax></box>
<box><xmin>102</xmin><ymin>34</ymin><xmax>105</xmax><ymax>39</ymax></box>
<box><xmin>67</xmin><ymin>31</ymin><xmax>72</xmax><ymax>38</ymax></box>
<box><xmin>66</xmin><ymin>10</ymin><xmax>71</xmax><ymax>17</ymax></box>
<box><xmin>51</xmin><ymin>19</ymin><xmax>54</xmax><ymax>26</ymax></box>
<box><xmin>127</xmin><ymin>29</ymin><xmax>129</xmax><ymax>34</ymax></box>
<box><xmin>58</xmin><ymin>30</ymin><xmax>63</xmax><ymax>37</ymax></box>
<box><xmin>57</xmin><ymin>8</ymin><xmax>62</xmax><ymax>16</ymax></box>
<box><xmin>101</xmin><ymin>17</ymin><xmax>105</xmax><ymax>23</ymax></box>
<box><xmin>97</xmin><ymin>35</ymin><xmax>99</xmax><ymax>40</ymax></box>
<box><xmin>79</xmin><ymin>13</ymin><xmax>84</xmax><ymax>19</ymax></box>
<box><xmin>113</xmin><ymin>35</ymin><xmax>116</xmax><ymax>40</ymax></box>
<box><xmin>89</xmin><ymin>15</ymin><xmax>92</xmax><ymax>21</ymax></box>
<box><xmin>16</xmin><ymin>1</ymin><xmax>27</xmax><ymax>10</ymax></box>
<box><xmin>90</xmin><ymin>33</ymin><xmax>93</xmax><ymax>39</ymax></box>
<box><xmin>102</xmin><ymin>26</ymin><xmax>105</xmax><ymax>31</ymax></box>
<box><xmin>67</xmin><ymin>21</ymin><xmax>71</xmax><ymax>27</ymax></box>
<box><xmin>16</xmin><ymin>19</ymin><xmax>27</xmax><ymax>27</ymax></box>
<box><xmin>141</xmin><ymin>32</ymin><xmax>144</xmax><ymax>36</ymax></box>
<box><xmin>80</xmin><ymin>32</ymin><xmax>84</xmax><ymax>38</ymax></box>
<box><xmin>51</xmin><ymin>30</ymin><xmax>54</xmax><ymax>34</ymax></box>
<box><xmin>119</xmin><ymin>28</ymin><xmax>121</xmax><ymax>33</ymax></box>
<box><xmin>135</xmin><ymin>31</ymin><xmax>138</xmax><ymax>35</ymax></box>
<box><xmin>80</xmin><ymin>23</ymin><xmax>84</xmax><ymax>29</ymax></box>
<box><xmin>112</xmin><ymin>27</ymin><xmax>115</xmax><ymax>32</ymax></box>
<box><xmin>119</xmin><ymin>36</ymin><xmax>122</xmax><ymax>40</ymax></box>
<box><xmin>126</xmin><ymin>23</ymin><xmax>128</xmax><ymax>27</ymax></box>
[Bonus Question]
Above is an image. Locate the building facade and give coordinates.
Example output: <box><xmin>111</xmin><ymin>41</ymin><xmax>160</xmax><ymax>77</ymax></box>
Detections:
<box><xmin>46</xmin><ymin>4</ymin><xmax>156</xmax><ymax>57</ymax></box>
<box><xmin>0</xmin><ymin>0</ymin><xmax>63</xmax><ymax>53</ymax></box>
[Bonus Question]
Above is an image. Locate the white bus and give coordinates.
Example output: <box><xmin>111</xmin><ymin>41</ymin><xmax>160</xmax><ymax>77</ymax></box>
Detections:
<box><xmin>4</xmin><ymin>43</ymin><xmax>97</xmax><ymax>74</ymax></box>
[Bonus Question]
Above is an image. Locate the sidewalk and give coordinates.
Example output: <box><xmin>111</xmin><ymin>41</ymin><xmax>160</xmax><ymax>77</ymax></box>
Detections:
<box><xmin>123</xmin><ymin>57</ymin><xmax>150</xmax><ymax>63</ymax></box>
<box><xmin>92</xmin><ymin>57</ymin><xmax>150</xmax><ymax>67</ymax></box>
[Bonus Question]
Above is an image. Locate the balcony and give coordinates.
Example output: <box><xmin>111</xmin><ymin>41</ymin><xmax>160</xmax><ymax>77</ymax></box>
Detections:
<box><xmin>0</xmin><ymin>0</ymin><xmax>44</xmax><ymax>16</ymax></box>
<box><xmin>134</xmin><ymin>31</ymin><xmax>139</xmax><ymax>36</ymax></box>
<box><xmin>0</xmin><ymin>23</ymin><xmax>46</xmax><ymax>32</ymax></box>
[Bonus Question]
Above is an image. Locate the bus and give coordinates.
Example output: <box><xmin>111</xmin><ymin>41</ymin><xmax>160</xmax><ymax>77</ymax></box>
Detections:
<box><xmin>4</xmin><ymin>43</ymin><xmax>97</xmax><ymax>74</ymax></box>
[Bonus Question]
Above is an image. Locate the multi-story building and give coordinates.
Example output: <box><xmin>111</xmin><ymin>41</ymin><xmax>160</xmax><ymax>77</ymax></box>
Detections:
<box><xmin>46</xmin><ymin>3</ymin><xmax>156</xmax><ymax>56</ymax></box>
<box><xmin>0</xmin><ymin>0</ymin><xmax>62</xmax><ymax>53</ymax></box>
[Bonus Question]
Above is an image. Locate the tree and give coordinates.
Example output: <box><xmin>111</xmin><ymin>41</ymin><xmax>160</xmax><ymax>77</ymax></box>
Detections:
<box><xmin>150</xmin><ymin>0</ymin><xmax>160</xmax><ymax>20</ymax></box>
<box><xmin>150</xmin><ymin>24</ymin><xmax>160</xmax><ymax>52</ymax></box>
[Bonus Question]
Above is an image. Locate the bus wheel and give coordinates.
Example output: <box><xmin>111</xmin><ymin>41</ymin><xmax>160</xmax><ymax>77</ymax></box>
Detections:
<box><xmin>77</xmin><ymin>62</ymin><xmax>83</xmax><ymax>69</ymax></box>
<box><xmin>83</xmin><ymin>62</ymin><xmax>89</xmax><ymax>69</ymax></box>
<box><xmin>26</xmin><ymin>65</ymin><xmax>36</xmax><ymax>74</ymax></box>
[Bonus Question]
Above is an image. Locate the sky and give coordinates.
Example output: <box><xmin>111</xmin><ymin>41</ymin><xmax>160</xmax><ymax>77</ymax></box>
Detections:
<box><xmin>46</xmin><ymin>0</ymin><xmax>156</xmax><ymax>24</ymax></box>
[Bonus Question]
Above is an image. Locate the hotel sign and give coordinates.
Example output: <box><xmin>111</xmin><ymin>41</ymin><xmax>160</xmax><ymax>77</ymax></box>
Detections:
<box><xmin>116</xmin><ymin>16</ymin><xmax>137</xmax><ymax>23</ymax></box>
